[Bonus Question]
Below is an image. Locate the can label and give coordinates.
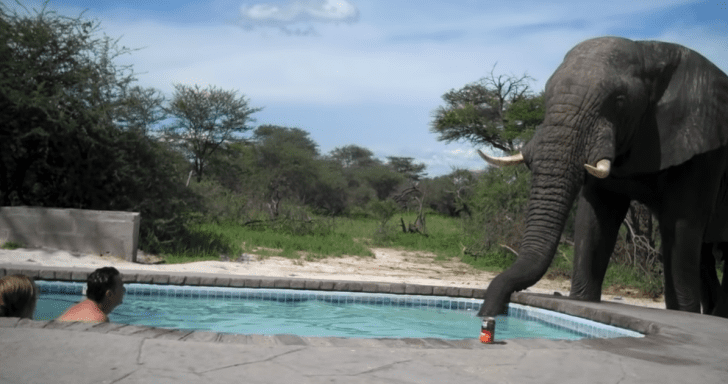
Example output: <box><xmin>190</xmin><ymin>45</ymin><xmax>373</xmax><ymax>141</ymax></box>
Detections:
<box><xmin>479</xmin><ymin>317</ymin><xmax>495</xmax><ymax>344</ymax></box>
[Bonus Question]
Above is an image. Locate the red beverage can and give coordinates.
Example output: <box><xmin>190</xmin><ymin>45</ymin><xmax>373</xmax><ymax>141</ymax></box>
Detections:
<box><xmin>479</xmin><ymin>317</ymin><xmax>495</xmax><ymax>344</ymax></box>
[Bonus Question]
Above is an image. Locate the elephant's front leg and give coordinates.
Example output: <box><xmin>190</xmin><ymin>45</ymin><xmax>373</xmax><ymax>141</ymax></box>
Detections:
<box><xmin>570</xmin><ymin>185</ymin><xmax>630</xmax><ymax>301</ymax></box>
<box><xmin>659</xmin><ymin>219</ymin><xmax>703</xmax><ymax>312</ymax></box>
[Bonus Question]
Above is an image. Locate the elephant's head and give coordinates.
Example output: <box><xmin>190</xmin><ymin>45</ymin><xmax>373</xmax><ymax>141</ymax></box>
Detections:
<box><xmin>478</xmin><ymin>36</ymin><xmax>728</xmax><ymax>317</ymax></box>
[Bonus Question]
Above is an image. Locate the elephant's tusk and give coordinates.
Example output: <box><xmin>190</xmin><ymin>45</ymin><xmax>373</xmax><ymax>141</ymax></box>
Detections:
<box><xmin>478</xmin><ymin>150</ymin><xmax>524</xmax><ymax>166</ymax></box>
<box><xmin>584</xmin><ymin>159</ymin><xmax>611</xmax><ymax>178</ymax></box>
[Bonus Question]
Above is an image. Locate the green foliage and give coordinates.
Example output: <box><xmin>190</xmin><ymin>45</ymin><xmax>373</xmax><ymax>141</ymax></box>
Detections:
<box><xmin>1</xmin><ymin>240</ymin><xmax>23</xmax><ymax>250</ymax></box>
<box><xmin>502</xmin><ymin>92</ymin><xmax>544</xmax><ymax>144</ymax></box>
<box><xmin>366</xmin><ymin>198</ymin><xmax>399</xmax><ymax>244</ymax></box>
<box><xmin>367</xmin><ymin>199</ymin><xmax>398</xmax><ymax>225</ymax></box>
<box><xmin>116</xmin><ymin>86</ymin><xmax>167</xmax><ymax>135</ymax></box>
<box><xmin>330</xmin><ymin>145</ymin><xmax>378</xmax><ymax>168</ymax></box>
<box><xmin>0</xmin><ymin>3</ymin><xmax>135</xmax><ymax>206</ymax></box>
<box><xmin>460</xmin><ymin>165</ymin><xmax>530</xmax><ymax>256</ymax></box>
<box><xmin>361</xmin><ymin>165</ymin><xmax>405</xmax><ymax>200</ymax></box>
<box><xmin>165</xmin><ymin>83</ymin><xmax>262</xmax><ymax>183</ymax></box>
<box><xmin>420</xmin><ymin>168</ymin><xmax>476</xmax><ymax>217</ymax></box>
<box><xmin>249</xmin><ymin>125</ymin><xmax>345</xmax><ymax>216</ymax></box>
<box><xmin>430</xmin><ymin>66</ymin><xmax>543</xmax><ymax>153</ymax></box>
<box><xmin>188</xmin><ymin>178</ymin><xmax>247</xmax><ymax>224</ymax></box>
<box><xmin>0</xmin><ymin>3</ymin><xmax>225</xmax><ymax>257</ymax></box>
<box><xmin>386</xmin><ymin>156</ymin><xmax>427</xmax><ymax>181</ymax></box>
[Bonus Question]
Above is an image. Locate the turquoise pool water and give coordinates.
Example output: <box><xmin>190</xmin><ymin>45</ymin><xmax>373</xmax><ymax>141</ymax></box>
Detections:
<box><xmin>34</xmin><ymin>281</ymin><xmax>643</xmax><ymax>340</ymax></box>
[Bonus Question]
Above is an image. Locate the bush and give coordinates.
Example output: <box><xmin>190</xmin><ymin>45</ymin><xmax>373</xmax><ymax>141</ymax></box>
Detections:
<box><xmin>189</xmin><ymin>178</ymin><xmax>248</xmax><ymax>224</ymax></box>
<box><xmin>461</xmin><ymin>165</ymin><xmax>530</xmax><ymax>258</ymax></box>
<box><xmin>0</xmin><ymin>240</ymin><xmax>23</xmax><ymax>250</ymax></box>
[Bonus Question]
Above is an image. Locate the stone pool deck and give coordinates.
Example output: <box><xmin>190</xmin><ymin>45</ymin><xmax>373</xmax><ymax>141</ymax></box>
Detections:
<box><xmin>1</xmin><ymin>264</ymin><xmax>727</xmax><ymax>383</ymax></box>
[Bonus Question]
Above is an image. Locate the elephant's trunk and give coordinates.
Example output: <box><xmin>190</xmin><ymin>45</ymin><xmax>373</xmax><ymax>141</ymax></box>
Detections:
<box><xmin>478</xmin><ymin>161</ymin><xmax>582</xmax><ymax>317</ymax></box>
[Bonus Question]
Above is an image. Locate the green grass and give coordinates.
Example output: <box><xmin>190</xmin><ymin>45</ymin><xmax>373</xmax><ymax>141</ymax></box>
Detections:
<box><xmin>158</xmin><ymin>211</ymin><xmax>679</xmax><ymax>299</ymax></box>
<box><xmin>545</xmin><ymin>244</ymin><xmax>664</xmax><ymax>298</ymax></box>
<box><xmin>0</xmin><ymin>240</ymin><xmax>24</xmax><ymax>250</ymax></box>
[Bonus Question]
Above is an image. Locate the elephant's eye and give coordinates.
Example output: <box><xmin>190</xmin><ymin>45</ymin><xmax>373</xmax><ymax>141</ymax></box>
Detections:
<box><xmin>615</xmin><ymin>95</ymin><xmax>626</xmax><ymax>109</ymax></box>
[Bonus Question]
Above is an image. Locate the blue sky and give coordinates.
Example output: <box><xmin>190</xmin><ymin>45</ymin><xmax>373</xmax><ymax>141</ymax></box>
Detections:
<box><xmin>9</xmin><ymin>0</ymin><xmax>728</xmax><ymax>176</ymax></box>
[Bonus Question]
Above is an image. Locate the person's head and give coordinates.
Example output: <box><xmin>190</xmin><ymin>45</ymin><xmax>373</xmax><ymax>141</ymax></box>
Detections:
<box><xmin>87</xmin><ymin>267</ymin><xmax>125</xmax><ymax>313</ymax></box>
<box><xmin>0</xmin><ymin>274</ymin><xmax>38</xmax><ymax>319</ymax></box>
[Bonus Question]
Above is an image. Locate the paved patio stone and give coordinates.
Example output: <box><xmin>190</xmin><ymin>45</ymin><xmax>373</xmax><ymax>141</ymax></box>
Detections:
<box><xmin>275</xmin><ymin>334</ymin><xmax>308</xmax><ymax>346</ymax></box>
<box><xmin>259</xmin><ymin>278</ymin><xmax>276</xmax><ymax>288</ymax></box>
<box><xmin>446</xmin><ymin>287</ymin><xmax>460</xmax><ymax>296</ymax></box>
<box><xmin>4</xmin><ymin>268</ymin><xmax>23</xmax><ymax>276</ymax></box>
<box><xmin>319</xmin><ymin>280</ymin><xmax>335</xmax><ymax>290</ymax></box>
<box><xmin>16</xmin><ymin>318</ymin><xmax>48</xmax><ymax>329</ymax></box>
<box><xmin>132</xmin><ymin>327</ymin><xmax>177</xmax><ymax>339</ymax></box>
<box><xmin>182</xmin><ymin>331</ymin><xmax>221</xmax><ymax>342</ymax></box>
<box><xmin>390</xmin><ymin>283</ymin><xmax>406</xmax><ymax>294</ymax></box>
<box><xmin>120</xmin><ymin>273</ymin><xmax>137</xmax><ymax>283</ymax></box>
<box><xmin>168</xmin><ymin>274</ymin><xmax>185</xmax><ymax>285</ymax></box>
<box><xmin>20</xmin><ymin>269</ymin><xmax>41</xmax><ymax>279</ymax></box>
<box><xmin>38</xmin><ymin>269</ymin><xmax>56</xmax><ymax>280</ymax></box>
<box><xmin>0</xmin><ymin>317</ymin><xmax>19</xmax><ymax>327</ymax></box>
<box><xmin>86</xmin><ymin>322</ymin><xmax>127</xmax><ymax>334</ymax></box>
<box><xmin>218</xmin><ymin>333</ymin><xmax>254</xmax><ymax>344</ymax></box>
<box><xmin>153</xmin><ymin>329</ymin><xmax>193</xmax><ymax>340</ymax></box>
<box><xmin>136</xmin><ymin>273</ymin><xmax>154</xmax><ymax>284</ymax></box>
<box><xmin>151</xmin><ymin>274</ymin><xmax>169</xmax><ymax>284</ymax></box>
<box><xmin>109</xmin><ymin>324</ymin><xmax>155</xmax><ymax>336</ymax></box>
<box><xmin>304</xmin><ymin>280</ymin><xmax>321</xmax><ymax>289</ymax></box>
<box><xmin>432</xmin><ymin>286</ymin><xmax>448</xmax><ymax>295</ymax></box>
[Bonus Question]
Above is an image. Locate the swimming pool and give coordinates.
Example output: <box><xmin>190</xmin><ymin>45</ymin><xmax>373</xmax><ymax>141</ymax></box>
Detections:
<box><xmin>34</xmin><ymin>281</ymin><xmax>643</xmax><ymax>340</ymax></box>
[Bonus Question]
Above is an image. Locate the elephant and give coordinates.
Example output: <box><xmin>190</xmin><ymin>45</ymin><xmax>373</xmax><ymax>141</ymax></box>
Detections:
<box><xmin>476</xmin><ymin>36</ymin><xmax>728</xmax><ymax>319</ymax></box>
<box><xmin>700</xmin><ymin>243</ymin><xmax>727</xmax><ymax>315</ymax></box>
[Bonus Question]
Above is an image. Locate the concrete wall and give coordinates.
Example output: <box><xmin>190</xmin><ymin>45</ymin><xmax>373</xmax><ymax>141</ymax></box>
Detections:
<box><xmin>0</xmin><ymin>206</ymin><xmax>140</xmax><ymax>262</ymax></box>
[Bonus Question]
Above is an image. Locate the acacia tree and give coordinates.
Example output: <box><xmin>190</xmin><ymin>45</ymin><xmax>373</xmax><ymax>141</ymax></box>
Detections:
<box><xmin>165</xmin><ymin>84</ymin><xmax>262</xmax><ymax>182</ymax></box>
<box><xmin>430</xmin><ymin>64</ymin><xmax>543</xmax><ymax>153</ymax></box>
<box><xmin>116</xmin><ymin>85</ymin><xmax>167</xmax><ymax>136</ymax></box>
<box><xmin>252</xmin><ymin>125</ymin><xmax>322</xmax><ymax>217</ymax></box>
<box><xmin>0</xmin><ymin>1</ymin><xmax>138</xmax><ymax>206</ymax></box>
<box><xmin>386</xmin><ymin>156</ymin><xmax>426</xmax><ymax>181</ymax></box>
<box><xmin>330</xmin><ymin>145</ymin><xmax>377</xmax><ymax>168</ymax></box>
<box><xmin>0</xmin><ymin>2</ymin><xmax>211</xmax><ymax>254</ymax></box>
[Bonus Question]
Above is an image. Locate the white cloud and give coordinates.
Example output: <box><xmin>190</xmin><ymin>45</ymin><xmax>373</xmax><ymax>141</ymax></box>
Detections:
<box><xmin>238</xmin><ymin>0</ymin><xmax>359</xmax><ymax>34</ymax></box>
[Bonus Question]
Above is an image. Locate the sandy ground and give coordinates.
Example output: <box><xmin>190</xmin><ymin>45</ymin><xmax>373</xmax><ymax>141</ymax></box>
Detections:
<box><xmin>0</xmin><ymin>247</ymin><xmax>666</xmax><ymax>309</ymax></box>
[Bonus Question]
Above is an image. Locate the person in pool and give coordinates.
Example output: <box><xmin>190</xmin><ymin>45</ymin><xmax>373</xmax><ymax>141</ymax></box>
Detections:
<box><xmin>57</xmin><ymin>267</ymin><xmax>125</xmax><ymax>323</ymax></box>
<box><xmin>0</xmin><ymin>274</ymin><xmax>39</xmax><ymax>319</ymax></box>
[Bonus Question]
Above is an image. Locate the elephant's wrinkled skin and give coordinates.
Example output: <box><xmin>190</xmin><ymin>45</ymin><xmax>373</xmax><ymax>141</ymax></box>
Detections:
<box><xmin>477</xmin><ymin>36</ymin><xmax>728</xmax><ymax>318</ymax></box>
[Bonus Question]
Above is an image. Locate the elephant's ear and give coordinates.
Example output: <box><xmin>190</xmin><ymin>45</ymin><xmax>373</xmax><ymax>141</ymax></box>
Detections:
<box><xmin>635</xmin><ymin>41</ymin><xmax>728</xmax><ymax>172</ymax></box>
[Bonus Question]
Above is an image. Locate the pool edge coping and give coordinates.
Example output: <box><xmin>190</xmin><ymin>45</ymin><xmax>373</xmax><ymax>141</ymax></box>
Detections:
<box><xmin>0</xmin><ymin>263</ymin><xmax>662</xmax><ymax>347</ymax></box>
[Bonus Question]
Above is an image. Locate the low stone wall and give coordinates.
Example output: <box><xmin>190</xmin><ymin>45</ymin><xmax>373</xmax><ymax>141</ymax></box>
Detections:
<box><xmin>0</xmin><ymin>206</ymin><xmax>140</xmax><ymax>262</ymax></box>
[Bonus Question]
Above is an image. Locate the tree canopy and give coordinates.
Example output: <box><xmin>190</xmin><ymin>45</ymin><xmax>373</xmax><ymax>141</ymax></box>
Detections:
<box><xmin>165</xmin><ymin>83</ymin><xmax>262</xmax><ymax>182</ymax></box>
<box><xmin>430</xmin><ymin>65</ymin><xmax>544</xmax><ymax>153</ymax></box>
<box><xmin>330</xmin><ymin>145</ymin><xmax>377</xmax><ymax>168</ymax></box>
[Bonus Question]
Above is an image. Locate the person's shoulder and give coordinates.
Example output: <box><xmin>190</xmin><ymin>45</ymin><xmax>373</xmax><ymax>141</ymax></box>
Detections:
<box><xmin>56</xmin><ymin>300</ymin><xmax>108</xmax><ymax>323</ymax></box>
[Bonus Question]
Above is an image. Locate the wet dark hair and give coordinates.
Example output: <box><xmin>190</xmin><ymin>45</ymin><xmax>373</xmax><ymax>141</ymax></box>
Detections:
<box><xmin>86</xmin><ymin>267</ymin><xmax>120</xmax><ymax>303</ymax></box>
